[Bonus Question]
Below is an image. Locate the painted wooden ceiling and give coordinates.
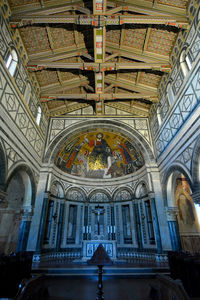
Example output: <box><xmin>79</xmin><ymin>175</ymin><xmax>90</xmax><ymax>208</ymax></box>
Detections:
<box><xmin>8</xmin><ymin>0</ymin><xmax>189</xmax><ymax>117</ymax></box>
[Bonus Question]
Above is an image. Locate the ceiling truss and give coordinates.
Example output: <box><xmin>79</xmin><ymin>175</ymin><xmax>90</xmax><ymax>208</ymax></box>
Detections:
<box><xmin>9</xmin><ymin>0</ymin><xmax>188</xmax><ymax>117</ymax></box>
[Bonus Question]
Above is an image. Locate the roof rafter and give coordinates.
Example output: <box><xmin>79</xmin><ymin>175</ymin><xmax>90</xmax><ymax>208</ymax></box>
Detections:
<box><xmin>40</xmin><ymin>77</ymin><xmax>89</xmax><ymax>93</ymax></box>
<box><xmin>105</xmin><ymin>75</ymin><xmax>158</xmax><ymax>97</ymax></box>
<box><xmin>107</xmin><ymin>0</ymin><xmax>187</xmax><ymax>16</ymax></box>
<box><xmin>106</xmin><ymin>102</ymin><xmax>149</xmax><ymax>117</ymax></box>
<box><xmin>50</xmin><ymin>103</ymin><xmax>90</xmax><ymax>116</ymax></box>
<box><xmin>106</xmin><ymin>44</ymin><xmax>170</xmax><ymax>64</ymax></box>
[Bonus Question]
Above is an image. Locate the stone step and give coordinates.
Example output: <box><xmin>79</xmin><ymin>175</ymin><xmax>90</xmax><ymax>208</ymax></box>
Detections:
<box><xmin>32</xmin><ymin>266</ymin><xmax>170</xmax><ymax>277</ymax></box>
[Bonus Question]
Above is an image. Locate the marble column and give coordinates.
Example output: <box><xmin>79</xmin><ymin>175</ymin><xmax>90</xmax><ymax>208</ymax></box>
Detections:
<box><xmin>150</xmin><ymin>197</ymin><xmax>162</xmax><ymax>254</ymax></box>
<box><xmin>133</xmin><ymin>202</ymin><xmax>143</xmax><ymax>250</ymax></box>
<box><xmin>16</xmin><ymin>210</ymin><xmax>32</xmax><ymax>252</ymax></box>
<box><xmin>166</xmin><ymin>207</ymin><xmax>181</xmax><ymax>251</ymax></box>
<box><xmin>36</xmin><ymin>193</ymin><xmax>49</xmax><ymax>252</ymax></box>
<box><xmin>56</xmin><ymin>200</ymin><xmax>65</xmax><ymax>251</ymax></box>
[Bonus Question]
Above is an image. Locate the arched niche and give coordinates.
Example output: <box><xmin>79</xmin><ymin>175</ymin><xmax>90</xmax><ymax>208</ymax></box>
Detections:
<box><xmin>113</xmin><ymin>188</ymin><xmax>133</xmax><ymax>202</ymax></box>
<box><xmin>135</xmin><ymin>182</ymin><xmax>149</xmax><ymax>199</ymax></box>
<box><xmin>50</xmin><ymin>181</ymin><xmax>64</xmax><ymax>198</ymax></box>
<box><xmin>1</xmin><ymin>165</ymin><xmax>36</xmax><ymax>253</ymax></box>
<box><xmin>162</xmin><ymin>164</ymin><xmax>193</xmax><ymax>207</ymax></box>
<box><xmin>88</xmin><ymin>190</ymin><xmax>111</xmax><ymax>203</ymax></box>
<box><xmin>173</xmin><ymin>173</ymin><xmax>200</xmax><ymax>253</ymax></box>
<box><xmin>6</xmin><ymin>164</ymin><xmax>36</xmax><ymax>205</ymax></box>
<box><xmin>66</xmin><ymin>187</ymin><xmax>86</xmax><ymax>202</ymax></box>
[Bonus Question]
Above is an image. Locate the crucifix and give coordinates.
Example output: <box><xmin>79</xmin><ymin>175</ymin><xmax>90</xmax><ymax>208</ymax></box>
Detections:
<box><xmin>92</xmin><ymin>205</ymin><xmax>105</xmax><ymax>235</ymax></box>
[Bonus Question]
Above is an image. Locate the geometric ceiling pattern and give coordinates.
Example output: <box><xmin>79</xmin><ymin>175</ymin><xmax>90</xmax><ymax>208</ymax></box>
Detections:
<box><xmin>8</xmin><ymin>0</ymin><xmax>189</xmax><ymax>117</ymax></box>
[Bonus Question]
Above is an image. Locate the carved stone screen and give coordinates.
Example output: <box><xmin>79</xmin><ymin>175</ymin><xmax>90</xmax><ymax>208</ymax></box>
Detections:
<box><xmin>55</xmin><ymin>130</ymin><xmax>144</xmax><ymax>179</ymax></box>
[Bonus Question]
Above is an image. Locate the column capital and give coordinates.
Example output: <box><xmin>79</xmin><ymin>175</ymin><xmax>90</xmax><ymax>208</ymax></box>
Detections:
<box><xmin>44</xmin><ymin>191</ymin><xmax>51</xmax><ymax>198</ymax></box>
<box><xmin>21</xmin><ymin>205</ymin><xmax>33</xmax><ymax>221</ymax></box>
<box><xmin>165</xmin><ymin>207</ymin><xmax>179</xmax><ymax>221</ymax></box>
<box><xmin>22</xmin><ymin>211</ymin><xmax>33</xmax><ymax>221</ymax></box>
<box><xmin>190</xmin><ymin>191</ymin><xmax>200</xmax><ymax>205</ymax></box>
<box><xmin>148</xmin><ymin>192</ymin><xmax>155</xmax><ymax>199</ymax></box>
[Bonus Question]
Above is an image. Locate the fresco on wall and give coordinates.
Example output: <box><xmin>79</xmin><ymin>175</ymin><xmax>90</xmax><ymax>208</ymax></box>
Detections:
<box><xmin>55</xmin><ymin>130</ymin><xmax>144</xmax><ymax>179</ymax></box>
<box><xmin>175</xmin><ymin>175</ymin><xmax>200</xmax><ymax>253</ymax></box>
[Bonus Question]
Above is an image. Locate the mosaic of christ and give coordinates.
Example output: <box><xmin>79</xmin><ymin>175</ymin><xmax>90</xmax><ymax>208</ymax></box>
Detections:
<box><xmin>55</xmin><ymin>131</ymin><xmax>144</xmax><ymax>179</ymax></box>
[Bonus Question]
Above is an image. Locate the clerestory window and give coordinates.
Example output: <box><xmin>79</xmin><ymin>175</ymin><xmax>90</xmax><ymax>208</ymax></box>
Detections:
<box><xmin>6</xmin><ymin>49</ymin><xmax>18</xmax><ymax>76</ymax></box>
<box><xmin>5</xmin><ymin>49</ymin><xmax>18</xmax><ymax>76</ymax></box>
<box><xmin>36</xmin><ymin>106</ymin><xmax>42</xmax><ymax>125</ymax></box>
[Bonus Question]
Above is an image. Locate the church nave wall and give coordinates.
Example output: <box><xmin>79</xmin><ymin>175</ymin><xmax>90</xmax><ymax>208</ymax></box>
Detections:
<box><xmin>0</xmin><ymin>4</ymin><xmax>49</xmax><ymax>254</ymax></box>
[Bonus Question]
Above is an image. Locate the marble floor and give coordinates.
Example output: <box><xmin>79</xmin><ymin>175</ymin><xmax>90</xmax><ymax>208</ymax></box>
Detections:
<box><xmin>26</xmin><ymin>276</ymin><xmax>159</xmax><ymax>300</ymax></box>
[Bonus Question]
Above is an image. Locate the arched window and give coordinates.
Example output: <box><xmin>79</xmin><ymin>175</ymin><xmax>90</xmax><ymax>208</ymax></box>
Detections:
<box><xmin>36</xmin><ymin>106</ymin><xmax>42</xmax><ymax>125</ymax></box>
<box><xmin>5</xmin><ymin>49</ymin><xmax>18</xmax><ymax>76</ymax></box>
<box><xmin>157</xmin><ymin>105</ymin><xmax>162</xmax><ymax>127</ymax></box>
<box><xmin>24</xmin><ymin>82</ymin><xmax>32</xmax><ymax>105</ymax></box>
<box><xmin>166</xmin><ymin>83</ymin><xmax>174</xmax><ymax>105</ymax></box>
<box><xmin>180</xmin><ymin>50</ymin><xmax>192</xmax><ymax>77</ymax></box>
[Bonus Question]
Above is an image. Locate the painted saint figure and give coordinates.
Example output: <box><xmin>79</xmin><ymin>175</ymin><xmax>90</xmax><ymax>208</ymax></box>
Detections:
<box><xmin>85</xmin><ymin>133</ymin><xmax>112</xmax><ymax>171</ymax></box>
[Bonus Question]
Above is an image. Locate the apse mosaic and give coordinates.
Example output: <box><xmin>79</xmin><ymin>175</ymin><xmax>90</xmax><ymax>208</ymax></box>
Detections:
<box><xmin>55</xmin><ymin>130</ymin><xmax>144</xmax><ymax>179</ymax></box>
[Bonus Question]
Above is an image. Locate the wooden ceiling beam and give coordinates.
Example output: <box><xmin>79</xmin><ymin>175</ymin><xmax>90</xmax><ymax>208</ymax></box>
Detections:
<box><xmin>104</xmin><ymin>52</ymin><xmax>119</xmax><ymax>62</ymax></box>
<box><xmin>106</xmin><ymin>44</ymin><xmax>170</xmax><ymax>64</ymax></box>
<box><xmin>40</xmin><ymin>77</ymin><xmax>89</xmax><ymax>93</ymax></box>
<box><xmin>27</xmin><ymin>61</ymin><xmax>170</xmax><ymax>72</ymax></box>
<box><xmin>105</xmin><ymin>76</ymin><xmax>158</xmax><ymax>96</ymax></box>
<box><xmin>104</xmin><ymin>84</ymin><xmax>115</xmax><ymax>92</ymax></box>
<box><xmin>10</xmin><ymin>1</ymin><xmax>88</xmax><ymax>14</ymax></box>
<box><xmin>10</xmin><ymin>14</ymin><xmax>188</xmax><ymax>28</ymax></box>
<box><xmin>28</xmin><ymin>46</ymin><xmax>87</xmax><ymax>61</ymax></box>
<box><xmin>85</xmin><ymin>84</ymin><xmax>95</xmax><ymax>92</ymax></box>
<box><xmin>106</xmin><ymin>5</ymin><xmax>170</xmax><ymax>16</ymax></box>
<box><xmin>40</xmin><ymin>92</ymin><xmax>157</xmax><ymax>102</ymax></box>
<box><xmin>13</xmin><ymin>4</ymin><xmax>91</xmax><ymax>16</ymax></box>
<box><xmin>107</xmin><ymin>0</ymin><xmax>187</xmax><ymax>17</ymax></box>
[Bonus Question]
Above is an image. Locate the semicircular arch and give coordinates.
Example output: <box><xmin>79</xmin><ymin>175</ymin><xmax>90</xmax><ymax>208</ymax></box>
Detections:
<box><xmin>44</xmin><ymin>120</ymin><xmax>155</xmax><ymax>168</ymax></box>
<box><xmin>6</xmin><ymin>164</ymin><xmax>36</xmax><ymax>206</ymax></box>
<box><xmin>162</xmin><ymin>164</ymin><xmax>192</xmax><ymax>207</ymax></box>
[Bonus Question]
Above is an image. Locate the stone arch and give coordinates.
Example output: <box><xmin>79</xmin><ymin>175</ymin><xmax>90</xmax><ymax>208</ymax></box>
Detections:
<box><xmin>135</xmin><ymin>181</ymin><xmax>149</xmax><ymax>198</ymax></box>
<box><xmin>88</xmin><ymin>189</ymin><xmax>111</xmax><ymax>203</ymax></box>
<box><xmin>162</xmin><ymin>164</ymin><xmax>192</xmax><ymax>207</ymax></box>
<box><xmin>191</xmin><ymin>136</ymin><xmax>200</xmax><ymax>191</ymax></box>
<box><xmin>44</xmin><ymin>119</ymin><xmax>155</xmax><ymax>167</ymax></box>
<box><xmin>0</xmin><ymin>141</ymin><xmax>7</xmax><ymax>191</ymax></box>
<box><xmin>65</xmin><ymin>187</ymin><xmax>86</xmax><ymax>202</ymax></box>
<box><xmin>50</xmin><ymin>181</ymin><xmax>64</xmax><ymax>198</ymax></box>
<box><xmin>2</xmin><ymin>164</ymin><xmax>36</xmax><ymax>253</ymax></box>
<box><xmin>179</xmin><ymin>46</ymin><xmax>192</xmax><ymax>77</ymax></box>
<box><xmin>113</xmin><ymin>187</ymin><xmax>133</xmax><ymax>202</ymax></box>
<box><xmin>6</xmin><ymin>164</ymin><xmax>36</xmax><ymax>206</ymax></box>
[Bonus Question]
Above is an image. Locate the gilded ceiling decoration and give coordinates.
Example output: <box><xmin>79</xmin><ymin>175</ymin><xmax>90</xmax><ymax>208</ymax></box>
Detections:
<box><xmin>8</xmin><ymin>0</ymin><xmax>190</xmax><ymax>117</ymax></box>
<box><xmin>55</xmin><ymin>130</ymin><xmax>144</xmax><ymax>179</ymax></box>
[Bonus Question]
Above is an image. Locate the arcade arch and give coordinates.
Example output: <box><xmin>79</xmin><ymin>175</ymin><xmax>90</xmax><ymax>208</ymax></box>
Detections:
<box><xmin>0</xmin><ymin>165</ymin><xmax>35</xmax><ymax>253</ymax></box>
